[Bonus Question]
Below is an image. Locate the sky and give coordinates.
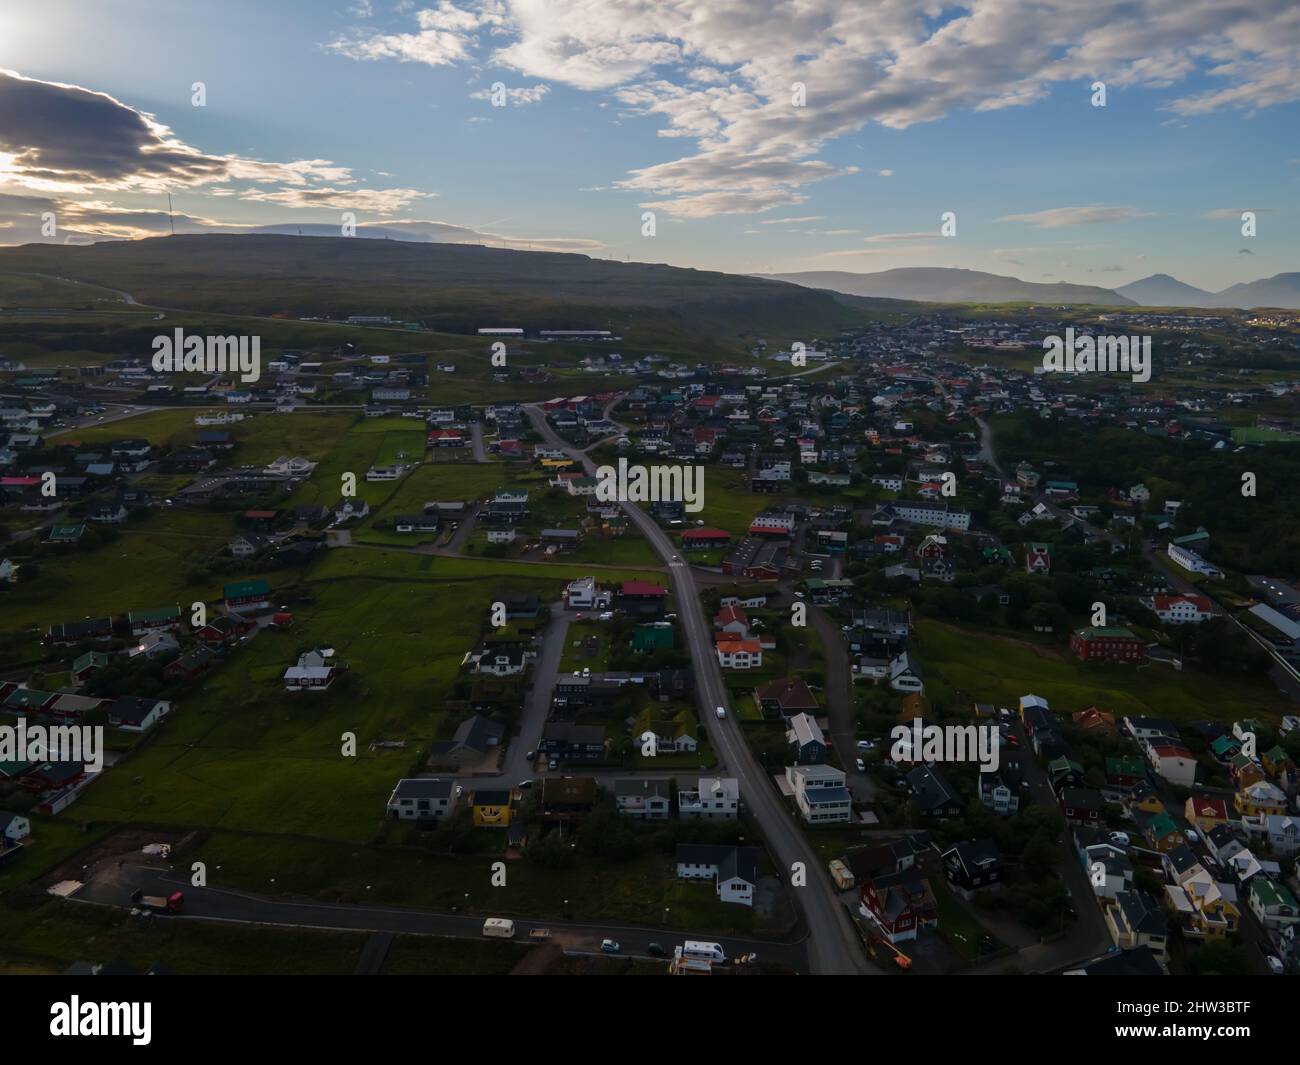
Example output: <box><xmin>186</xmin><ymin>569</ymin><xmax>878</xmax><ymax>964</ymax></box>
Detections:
<box><xmin>0</xmin><ymin>0</ymin><xmax>1296</xmax><ymax>291</ymax></box>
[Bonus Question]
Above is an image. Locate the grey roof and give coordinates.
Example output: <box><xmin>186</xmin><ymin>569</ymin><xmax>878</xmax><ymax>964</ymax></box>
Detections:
<box><xmin>392</xmin><ymin>778</ymin><xmax>454</xmax><ymax>800</ymax></box>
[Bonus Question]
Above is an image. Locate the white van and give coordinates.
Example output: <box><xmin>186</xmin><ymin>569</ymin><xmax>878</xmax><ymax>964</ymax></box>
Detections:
<box><xmin>482</xmin><ymin>917</ymin><xmax>516</xmax><ymax>939</ymax></box>
<box><xmin>715</xmin><ymin>706</ymin><xmax>727</xmax><ymax>719</ymax></box>
<box><xmin>682</xmin><ymin>940</ymin><xmax>726</xmax><ymax>964</ymax></box>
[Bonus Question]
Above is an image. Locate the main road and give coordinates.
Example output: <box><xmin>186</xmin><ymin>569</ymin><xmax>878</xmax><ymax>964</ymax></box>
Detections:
<box><xmin>525</xmin><ymin>404</ymin><xmax>874</xmax><ymax>975</ymax></box>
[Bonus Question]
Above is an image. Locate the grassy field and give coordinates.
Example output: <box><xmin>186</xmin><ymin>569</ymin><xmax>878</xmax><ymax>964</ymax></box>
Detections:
<box><xmin>310</xmin><ymin>544</ymin><xmax>663</xmax><ymax>586</ymax></box>
<box><xmin>0</xmin><ymin>898</ymin><xmax>367</xmax><ymax>974</ymax></box>
<box><xmin>917</xmin><ymin>620</ymin><xmax>1292</xmax><ymax>724</ymax></box>
<box><xmin>174</xmin><ymin>831</ymin><xmax>757</xmax><ymax>933</ymax></box>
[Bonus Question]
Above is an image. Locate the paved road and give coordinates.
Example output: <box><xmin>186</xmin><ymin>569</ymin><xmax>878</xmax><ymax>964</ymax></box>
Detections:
<box><xmin>73</xmin><ymin>864</ymin><xmax>808</xmax><ymax>970</ymax></box>
<box><xmin>497</xmin><ymin>600</ymin><xmax>571</xmax><ymax>782</ymax></box>
<box><xmin>470</xmin><ymin>421</ymin><xmax>488</xmax><ymax>463</ymax></box>
<box><xmin>525</xmin><ymin>403</ymin><xmax>875</xmax><ymax>975</ymax></box>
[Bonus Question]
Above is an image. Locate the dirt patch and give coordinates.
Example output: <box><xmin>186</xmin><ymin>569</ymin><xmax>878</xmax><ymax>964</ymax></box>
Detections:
<box><xmin>39</xmin><ymin>827</ymin><xmax>191</xmax><ymax>891</ymax></box>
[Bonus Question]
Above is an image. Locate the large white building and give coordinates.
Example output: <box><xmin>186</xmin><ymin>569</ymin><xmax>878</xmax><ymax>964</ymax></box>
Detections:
<box><xmin>1167</xmin><ymin>542</ymin><xmax>1222</xmax><ymax>578</ymax></box>
<box><xmin>678</xmin><ymin>777</ymin><xmax>740</xmax><ymax>820</ymax></box>
<box><xmin>881</xmin><ymin>500</ymin><xmax>971</xmax><ymax>532</ymax></box>
<box><xmin>785</xmin><ymin>764</ymin><xmax>852</xmax><ymax>823</ymax></box>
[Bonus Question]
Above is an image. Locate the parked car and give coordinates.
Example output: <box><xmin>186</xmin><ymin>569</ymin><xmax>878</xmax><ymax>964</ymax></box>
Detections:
<box><xmin>1185</xmin><ymin>828</ymin><xmax>1200</xmax><ymax>844</ymax></box>
<box><xmin>856</xmin><ymin>740</ymin><xmax>873</xmax><ymax>751</ymax></box>
<box><xmin>600</xmin><ymin>939</ymin><xmax>620</xmax><ymax>954</ymax></box>
<box><xmin>1109</xmin><ymin>831</ymin><xmax>1130</xmax><ymax>847</ymax></box>
<box><xmin>1266</xmin><ymin>955</ymin><xmax>1284</xmax><ymax>975</ymax></box>
<box><xmin>517</xmin><ymin>779</ymin><xmax>534</xmax><ymax>789</ymax></box>
<box><xmin>547</xmin><ymin>759</ymin><xmax>558</xmax><ymax>770</ymax></box>
<box><xmin>647</xmin><ymin>942</ymin><xmax>666</xmax><ymax>957</ymax></box>
<box><xmin>855</xmin><ymin>758</ymin><xmax>866</xmax><ymax>772</ymax></box>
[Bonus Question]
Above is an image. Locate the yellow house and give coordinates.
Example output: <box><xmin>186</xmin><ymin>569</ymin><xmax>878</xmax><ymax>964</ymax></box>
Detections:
<box><xmin>1129</xmin><ymin>784</ymin><xmax>1165</xmax><ymax>816</ymax></box>
<box><xmin>1234</xmin><ymin>781</ymin><xmax>1287</xmax><ymax>818</ymax></box>
<box><xmin>471</xmin><ymin>787</ymin><xmax>512</xmax><ymax>828</ymax></box>
<box><xmin>1169</xmin><ymin>875</ymin><xmax>1241</xmax><ymax>940</ymax></box>
<box><xmin>1184</xmin><ymin>795</ymin><xmax>1230</xmax><ymax>834</ymax></box>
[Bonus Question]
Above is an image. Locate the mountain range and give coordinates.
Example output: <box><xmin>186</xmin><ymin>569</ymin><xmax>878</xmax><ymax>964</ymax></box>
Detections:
<box><xmin>764</xmin><ymin>267</ymin><xmax>1300</xmax><ymax>310</ymax></box>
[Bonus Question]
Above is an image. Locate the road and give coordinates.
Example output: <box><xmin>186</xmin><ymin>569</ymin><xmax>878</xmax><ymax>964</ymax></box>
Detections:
<box><xmin>525</xmin><ymin>403</ymin><xmax>874</xmax><ymax>974</ymax></box>
<box><xmin>497</xmin><ymin>600</ymin><xmax>571</xmax><ymax>783</ymax></box>
<box><xmin>72</xmin><ymin>864</ymin><xmax>807</xmax><ymax>970</ymax></box>
<box><xmin>469</xmin><ymin>421</ymin><xmax>488</xmax><ymax>463</ymax></box>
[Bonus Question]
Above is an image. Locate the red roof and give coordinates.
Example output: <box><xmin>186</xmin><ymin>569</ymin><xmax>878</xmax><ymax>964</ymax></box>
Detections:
<box><xmin>245</xmin><ymin>510</ymin><xmax>278</xmax><ymax>519</ymax></box>
<box><xmin>682</xmin><ymin>527</ymin><xmax>730</xmax><ymax>541</ymax></box>
<box><xmin>1152</xmin><ymin>594</ymin><xmax>1212</xmax><ymax>611</ymax></box>
<box><xmin>622</xmin><ymin>581</ymin><xmax>667</xmax><ymax>597</ymax></box>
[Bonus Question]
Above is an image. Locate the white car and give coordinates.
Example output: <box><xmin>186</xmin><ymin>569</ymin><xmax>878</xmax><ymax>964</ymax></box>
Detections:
<box><xmin>716</xmin><ymin>706</ymin><xmax>727</xmax><ymax>719</ymax></box>
<box><xmin>1185</xmin><ymin>829</ymin><xmax>1200</xmax><ymax>844</ymax></box>
<box><xmin>1109</xmin><ymin>831</ymin><xmax>1130</xmax><ymax>847</ymax></box>
<box><xmin>1266</xmin><ymin>955</ymin><xmax>1285</xmax><ymax>975</ymax></box>
<box><xmin>598</xmin><ymin>611</ymin><xmax>613</xmax><ymax>621</ymax></box>
<box><xmin>855</xmin><ymin>758</ymin><xmax>866</xmax><ymax>772</ymax></box>
<box><xmin>856</xmin><ymin>740</ymin><xmax>873</xmax><ymax>751</ymax></box>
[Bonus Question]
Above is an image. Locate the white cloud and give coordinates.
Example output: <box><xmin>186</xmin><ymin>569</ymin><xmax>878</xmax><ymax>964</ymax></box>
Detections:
<box><xmin>996</xmin><ymin>204</ymin><xmax>1155</xmax><ymax>228</ymax></box>
<box><xmin>329</xmin><ymin>1</ymin><xmax>1300</xmax><ymax>218</ymax></box>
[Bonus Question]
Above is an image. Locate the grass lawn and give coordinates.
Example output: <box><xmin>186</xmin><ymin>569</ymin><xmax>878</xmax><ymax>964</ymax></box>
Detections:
<box><xmin>559</xmin><ymin>621</ymin><xmax>614</xmax><ymax>672</ymax></box>
<box><xmin>2</xmin><ymin>508</ymin><xmax>246</xmax><ymax>635</ymax></box>
<box><xmin>0</xmin><ymin>817</ymin><xmax>114</xmax><ymax>895</ymax></box>
<box><xmin>917</xmin><ymin>619</ymin><xmax>1292</xmax><ymax>725</ymax></box>
<box><xmin>928</xmin><ymin>874</ymin><xmax>1003</xmax><ymax>961</ymax></box>
<box><xmin>311</xmin><ymin>544</ymin><xmax>663</xmax><ymax>587</ymax></box>
<box><xmin>685</xmin><ymin>468</ymin><xmax>801</xmax><ymax>538</ymax></box>
<box><xmin>0</xmin><ymin>898</ymin><xmax>366</xmax><ymax>974</ymax></box>
<box><xmin>172</xmin><ymin>832</ymin><xmax>758</xmax><ymax>933</ymax></box>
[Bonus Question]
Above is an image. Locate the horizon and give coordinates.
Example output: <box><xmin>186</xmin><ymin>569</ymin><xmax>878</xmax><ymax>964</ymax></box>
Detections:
<box><xmin>0</xmin><ymin>0</ymin><xmax>1295</xmax><ymax>291</ymax></box>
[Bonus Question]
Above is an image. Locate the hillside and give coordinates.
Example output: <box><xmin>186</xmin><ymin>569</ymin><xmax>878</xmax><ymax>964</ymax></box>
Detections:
<box><xmin>0</xmin><ymin>235</ymin><xmax>871</xmax><ymax>350</ymax></box>
<box><xmin>1114</xmin><ymin>274</ymin><xmax>1217</xmax><ymax>308</ymax></box>
<box><xmin>762</xmin><ymin>267</ymin><xmax>1134</xmax><ymax>306</ymax></box>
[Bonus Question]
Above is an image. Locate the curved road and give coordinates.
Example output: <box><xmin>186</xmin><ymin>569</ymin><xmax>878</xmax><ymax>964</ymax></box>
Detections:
<box><xmin>525</xmin><ymin>403</ymin><xmax>874</xmax><ymax>975</ymax></box>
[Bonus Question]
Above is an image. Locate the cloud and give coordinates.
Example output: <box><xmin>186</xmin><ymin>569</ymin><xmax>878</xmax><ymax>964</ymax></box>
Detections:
<box><xmin>996</xmin><ymin>204</ymin><xmax>1154</xmax><ymax>229</ymax></box>
<box><xmin>1201</xmin><ymin>207</ymin><xmax>1272</xmax><ymax>219</ymax></box>
<box><xmin>0</xmin><ymin>68</ymin><xmax>430</xmax><ymax>218</ymax></box>
<box><xmin>864</xmin><ymin>231</ymin><xmax>938</xmax><ymax>243</ymax></box>
<box><xmin>330</xmin><ymin>1</ymin><xmax>1300</xmax><ymax>217</ymax></box>
<box><xmin>757</xmin><ymin>215</ymin><xmax>823</xmax><ymax>224</ymax></box>
<box><xmin>877</xmin><ymin>169</ymin><xmax>894</xmax><ymax>177</ymax></box>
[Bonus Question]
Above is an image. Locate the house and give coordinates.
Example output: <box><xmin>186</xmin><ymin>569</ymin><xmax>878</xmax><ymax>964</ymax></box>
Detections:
<box><xmin>979</xmin><ymin>767</ymin><xmax>1022</xmax><ymax>815</ymax></box>
<box><xmin>283</xmin><ymin>649</ymin><xmax>346</xmax><ymax>691</ymax></box>
<box><xmin>539</xmin><ymin>723</ymin><xmax>606</xmax><ymax>761</ymax></box>
<box><xmin>1235</xmin><ymin>780</ymin><xmax>1287</xmax><ymax>818</ymax></box>
<box><xmin>333</xmin><ymin>497</ymin><xmax>370</xmax><ymax>523</ymax></box>
<box><xmin>70</xmin><ymin>651</ymin><xmax>109</xmax><ymax>683</ymax></box>
<box><xmin>0</xmin><ymin>810</ymin><xmax>31</xmax><ymax>843</ymax></box>
<box><xmin>785</xmin><ymin>764</ymin><xmax>852</xmax><ymax>823</ymax></box>
<box><xmin>1142</xmin><ymin>594</ymin><xmax>1214</xmax><ymax>624</ymax></box>
<box><xmin>1059</xmin><ymin>787</ymin><xmax>1105</xmax><ymax>827</ymax></box>
<box><xmin>906</xmin><ymin>765</ymin><xmax>962</xmax><ymax>818</ymax></box>
<box><xmin>1106</xmin><ymin>756</ymin><xmax>1147</xmax><ymax>790</ymax></box>
<box><xmin>786</xmin><ymin>713</ymin><xmax>827</xmax><ymax>765</ymax></box>
<box><xmin>128</xmin><ymin>631</ymin><xmax>180</xmax><ymax>660</ymax></box>
<box><xmin>941</xmin><ymin>839</ymin><xmax>1002</xmax><ymax>898</ymax></box>
<box><xmin>678</xmin><ymin>777</ymin><xmax>739</xmax><ymax>820</ymax></box>
<box><xmin>888</xmin><ymin>653</ymin><xmax>924</xmax><ymax>693</ymax></box>
<box><xmin>753</xmin><ymin>676</ymin><xmax>818</xmax><ymax>720</ymax></box>
<box><xmin>1106</xmin><ymin>890</ymin><xmax>1169</xmax><ymax>961</ymax></box>
<box><xmin>45</xmin><ymin>617</ymin><xmax>113</xmax><ymax>645</ymax></box>
<box><xmin>461</xmin><ymin>643</ymin><xmax>535</xmax><ymax>677</ymax></box>
<box><xmin>1248</xmin><ymin>878</ymin><xmax>1300</xmax><ymax>932</ymax></box>
<box><xmin>106</xmin><ymin>697</ymin><xmax>171</xmax><ymax>732</ymax></box>
<box><xmin>162</xmin><ymin>645</ymin><xmax>217</xmax><ymax>682</ymax></box>
<box><xmin>470</xmin><ymin>788</ymin><xmax>512</xmax><ymax>828</ymax></box>
<box><xmin>428</xmin><ymin>714</ymin><xmax>504</xmax><ymax>766</ymax></box>
<box><xmin>386</xmin><ymin>778</ymin><xmax>458</xmax><ymax>821</ymax></box>
<box><xmin>1166</xmin><ymin>875</ymin><xmax>1241</xmax><ymax>939</ymax></box>
<box><xmin>715</xmin><ymin>635</ymin><xmax>763</xmax><ymax>670</ymax></box>
<box><xmin>566</xmin><ymin>576</ymin><xmax>609</xmax><ymax>610</ymax></box>
<box><xmin>632</xmin><ymin>622</ymin><xmax>674</xmax><ymax>652</ymax></box>
<box><xmin>633</xmin><ymin>708</ymin><xmax>698</xmax><ymax>754</ymax></box>
<box><xmin>1070</xmin><ymin>626</ymin><xmax>1148</xmax><ymax>664</ymax></box>
<box><xmin>675</xmin><ymin>844</ymin><xmax>759</xmax><ymax>907</ymax></box>
<box><xmin>1146</xmin><ymin>739</ymin><xmax>1197</xmax><ymax>788</ymax></box>
<box><xmin>539</xmin><ymin>776</ymin><xmax>598</xmax><ymax>819</ymax></box>
<box><xmin>223</xmin><ymin>578</ymin><xmax>271</xmax><ymax>613</ymax></box>
<box><xmin>1024</xmin><ymin>542</ymin><xmax>1052</xmax><ymax>575</ymax></box>
<box><xmin>1184</xmin><ymin>795</ymin><xmax>1231</xmax><ymax>834</ymax></box>
<box><xmin>858</xmin><ymin>869</ymin><xmax>938</xmax><ymax>943</ymax></box>
<box><xmin>614</xmin><ymin>778</ymin><xmax>671</xmax><ymax>820</ymax></box>
<box><xmin>681</xmin><ymin>527</ymin><xmax>731</xmax><ymax>550</ymax></box>
<box><xmin>1250</xmin><ymin>814</ymin><xmax>1300</xmax><ymax>858</ymax></box>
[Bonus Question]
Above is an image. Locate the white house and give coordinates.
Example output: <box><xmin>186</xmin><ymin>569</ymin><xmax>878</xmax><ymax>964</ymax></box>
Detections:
<box><xmin>675</xmin><ymin>844</ymin><xmax>758</xmax><ymax>907</ymax></box>
<box><xmin>386</xmin><ymin>778</ymin><xmax>458</xmax><ymax>821</ymax></box>
<box><xmin>888</xmin><ymin>652</ymin><xmax>925</xmax><ymax>693</ymax></box>
<box><xmin>614</xmin><ymin>779</ymin><xmax>672</xmax><ymax>820</ymax></box>
<box><xmin>1167</xmin><ymin>542</ymin><xmax>1222</xmax><ymax>578</ymax></box>
<box><xmin>284</xmin><ymin>649</ymin><xmax>344</xmax><ymax>691</ymax></box>
<box><xmin>786</xmin><ymin>764</ymin><xmax>852</xmax><ymax>823</ymax></box>
<box><xmin>1142</xmin><ymin>594</ymin><xmax>1214</xmax><ymax>624</ymax></box>
<box><xmin>715</xmin><ymin>637</ymin><xmax>763</xmax><ymax>670</ymax></box>
<box><xmin>0</xmin><ymin>811</ymin><xmax>32</xmax><ymax>842</ymax></box>
<box><xmin>678</xmin><ymin>777</ymin><xmax>739</xmax><ymax>820</ymax></box>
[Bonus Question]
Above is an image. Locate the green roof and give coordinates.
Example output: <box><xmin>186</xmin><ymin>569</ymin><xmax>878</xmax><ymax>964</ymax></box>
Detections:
<box><xmin>1075</xmin><ymin>626</ymin><xmax>1138</xmax><ymax>639</ymax></box>
<box><xmin>72</xmin><ymin>651</ymin><xmax>109</xmax><ymax>673</ymax></box>
<box><xmin>1251</xmin><ymin>879</ymin><xmax>1298</xmax><ymax>909</ymax></box>
<box><xmin>1106</xmin><ymin>756</ymin><xmax>1144</xmax><ymax>775</ymax></box>
<box><xmin>223</xmin><ymin>579</ymin><xmax>270</xmax><ymax>599</ymax></box>
<box><xmin>4</xmin><ymin>688</ymin><xmax>53</xmax><ymax>709</ymax></box>
<box><xmin>1146</xmin><ymin>811</ymin><xmax>1178</xmax><ymax>839</ymax></box>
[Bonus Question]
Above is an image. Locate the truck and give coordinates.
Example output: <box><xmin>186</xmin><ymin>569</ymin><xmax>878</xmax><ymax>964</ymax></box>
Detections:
<box><xmin>681</xmin><ymin>940</ymin><xmax>726</xmax><ymax>964</ymax></box>
<box><xmin>828</xmin><ymin>859</ymin><xmax>855</xmax><ymax>891</ymax></box>
<box><xmin>482</xmin><ymin>917</ymin><xmax>516</xmax><ymax>938</ymax></box>
<box><xmin>131</xmin><ymin>889</ymin><xmax>183</xmax><ymax>914</ymax></box>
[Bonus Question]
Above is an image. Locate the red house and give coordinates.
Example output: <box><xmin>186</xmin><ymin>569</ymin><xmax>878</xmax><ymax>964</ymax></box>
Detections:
<box><xmin>1069</xmin><ymin>626</ymin><xmax>1147</xmax><ymax>664</ymax></box>
<box><xmin>621</xmin><ymin>581</ymin><xmax>667</xmax><ymax>601</ymax></box>
<box><xmin>681</xmin><ymin>527</ymin><xmax>731</xmax><ymax>550</ymax></box>
<box><xmin>858</xmin><ymin>871</ymin><xmax>939</xmax><ymax>944</ymax></box>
